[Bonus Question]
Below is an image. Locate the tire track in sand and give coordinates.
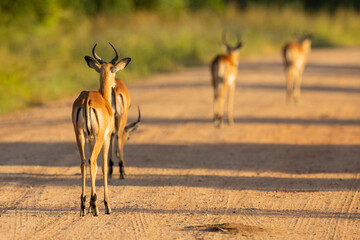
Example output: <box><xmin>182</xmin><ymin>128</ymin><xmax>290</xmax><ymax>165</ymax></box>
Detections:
<box><xmin>325</xmin><ymin>174</ymin><xmax>360</xmax><ymax>240</ymax></box>
<box><xmin>292</xmin><ymin>194</ymin><xmax>318</xmax><ymax>237</ymax></box>
<box><xmin>0</xmin><ymin>184</ymin><xmax>32</xmax><ymax>239</ymax></box>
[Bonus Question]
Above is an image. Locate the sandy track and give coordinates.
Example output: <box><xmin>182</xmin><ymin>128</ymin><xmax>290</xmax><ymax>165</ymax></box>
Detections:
<box><xmin>0</xmin><ymin>48</ymin><xmax>360</xmax><ymax>239</ymax></box>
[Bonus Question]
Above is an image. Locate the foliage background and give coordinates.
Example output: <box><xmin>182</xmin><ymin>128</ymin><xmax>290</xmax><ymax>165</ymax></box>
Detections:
<box><xmin>0</xmin><ymin>0</ymin><xmax>359</xmax><ymax>114</ymax></box>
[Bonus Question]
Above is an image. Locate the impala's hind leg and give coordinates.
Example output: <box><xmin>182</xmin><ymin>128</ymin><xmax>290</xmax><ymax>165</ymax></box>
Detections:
<box><xmin>216</xmin><ymin>84</ymin><xmax>227</xmax><ymax>127</ymax></box>
<box><xmin>213</xmin><ymin>83</ymin><xmax>226</xmax><ymax>128</ymax></box>
<box><xmin>75</xmin><ymin>132</ymin><xmax>87</xmax><ymax>216</ymax></box>
<box><xmin>293</xmin><ymin>69</ymin><xmax>303</xmax><ymax>103</ymax></box>
<box><xmin>227</xmin><ymin>83</ymin><xmax>235</xmax><ymax>125</ymax></box>
<box><xmin>117</xmin><ymin>109</ymin><xmax>128</xmax><ymax>179</ymax></box>
<box><xmin>212</xmin><ymin>63</ymin><xmax>225</xmax><ymax>128</ymax></box>
<box><xmin>108</xmin><ymin>133</ymin><xmax>115</xmax><ymax>178</ymax></box>
<box><xmin>102</xmin><ymin>137</ymin><xmax>111</xmax><ymax>214</ymax></box>
<box><xmin>88</xmin><ymin>138</ymin><xmax>102</xmax><ymax>216</ymax></box>
<box><xmin>116</xmin><ymin>133</ymin><xmax>126</xmax><ymax>179</ymax></box>
<box><xmin>213</xmin><ymin>88</ymin><xmax>221</xmax><ymax>127</ymax></box>
<box><xmin>286</xmin><ymin>67</ymin><xmax>295</xmax><ymax>103</ymax></box>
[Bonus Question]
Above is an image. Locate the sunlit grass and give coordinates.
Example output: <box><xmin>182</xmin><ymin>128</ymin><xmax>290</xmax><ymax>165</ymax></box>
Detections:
<box><xmin>0</xmin><ymin>6</ymin><xmax>359</xmax><ymax>114</ymax></box>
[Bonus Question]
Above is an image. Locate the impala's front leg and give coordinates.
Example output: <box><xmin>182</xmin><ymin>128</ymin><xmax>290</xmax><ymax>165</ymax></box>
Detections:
<box><xmin>102</xmin><ymin>137</ymin><xmax>111</xmax><ymax>214</ymax></box>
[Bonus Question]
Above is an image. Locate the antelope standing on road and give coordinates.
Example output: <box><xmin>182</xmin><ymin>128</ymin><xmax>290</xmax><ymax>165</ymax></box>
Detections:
<box><xmin>108</xmin><ymin>79</ymin><xmax>141</xmax><ymax>179</ymax></box>
<box><xmin>211</xmin><ymin>32</ymin><xmax>242</xmax><ymax>127</ymax></box>
<box><xmin>72</xmin><ymin>43</ymin><xmax>131</xmax><ymax>216</ymax></box>
<box><xmin>283</xmin><ymin>35</ymin><xmax>312</xmax><ymax>103</ymax></box>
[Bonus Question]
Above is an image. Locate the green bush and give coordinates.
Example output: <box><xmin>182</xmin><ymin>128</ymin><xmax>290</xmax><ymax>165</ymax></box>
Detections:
<box><xmin>0</xmin><ymin>3</ymin><xmax>359</xmax><ymax>114</ymax></box>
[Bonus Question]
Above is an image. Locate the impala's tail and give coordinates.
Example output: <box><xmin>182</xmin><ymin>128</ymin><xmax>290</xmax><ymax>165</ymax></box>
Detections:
<box><xmin>282</xmin><ymin>46</ymin><xmax>291</xmax><ymax>69</ymax></box>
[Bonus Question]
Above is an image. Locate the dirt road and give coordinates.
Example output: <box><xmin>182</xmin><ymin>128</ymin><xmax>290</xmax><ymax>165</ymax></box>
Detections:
<box><xmin>1</xmin><ymin>48</ymin><xmax>360</xmax><ymax>239</ymax></box>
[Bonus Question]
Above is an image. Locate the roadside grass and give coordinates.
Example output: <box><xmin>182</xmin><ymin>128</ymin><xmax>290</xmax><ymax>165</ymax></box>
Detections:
<box><xmin>0</xmin><ymin>6</ymin><xmax>359</xmax><ymax>114</ymax></box>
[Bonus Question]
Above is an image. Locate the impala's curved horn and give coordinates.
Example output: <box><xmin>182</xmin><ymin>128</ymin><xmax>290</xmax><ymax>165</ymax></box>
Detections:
<box><xmin>109</xmin><ymin>42</ymin><xmax>119</xmax><ymax>65</ymax></box>
<box><xmin>92</xmin><ymin>44</ymin><xmax>105</xmax><ymax>64</ymax></box>
<box><xmin>236</xmin><ymin>32</ymin><xmax>241</xmax><ymax>45</ymax></box>
<box><xmin>222</xmin><ymin>30</ymin><xmax>230</xmax><ymax>49</ymax></box>
<box><xmin>125</xmin><ymin>107</ymin><xmax>141</xmax><ymax>134</ymax></box>
<box><xmin>235</xmin><ymin>32</ymin><xmax>243</xmax><ymax>49</ymax></box>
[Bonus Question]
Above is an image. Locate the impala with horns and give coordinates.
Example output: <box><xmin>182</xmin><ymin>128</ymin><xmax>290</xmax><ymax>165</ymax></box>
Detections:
<box><xmin>72</xmin><ymin>43</ymin><xmax>131</xmax><ymax>216</ymax></box>
<box><xmin>108</xmin><ymin>79</ymin><xmax>141</xmax><ymax>179</ymax></box>
<box><xmin>282</xmin><ymin>34</ymin><xmax>312</xmax><ymax>103</ymax></box>
<box><xmin>211</xmin><ymin>31</ymin><xmax>242</xmax><ymax>127</ymax></box>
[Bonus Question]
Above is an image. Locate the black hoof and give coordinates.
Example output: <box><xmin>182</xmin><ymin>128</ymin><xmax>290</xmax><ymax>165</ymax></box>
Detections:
<box><xmin>80</xmin><ymin>210</ymin><xmax>86</xmax><ymax>216</ymax></box>
<box><xmin>226</xmin><ymin>118</ymin><xmax>234</xmax><ymax>125</ymax></box>
<box><xmin>89</xmin><ymin>194</ymin><xmax>98</xmax><ymax>216</ymax></box>
<box><xmin>214</xmin><ymin>119</ymin><xmax>223</xmax><ymax>128</ymax></box>
<box><xmin>213</xmin><ymin>114</ymin><xmax>223</xmax><ymax>128</ymax></box>
<box><xmin>105</xmin><ymin>207</ymin><xmax>111</xmax><ymax>214</ymax></box>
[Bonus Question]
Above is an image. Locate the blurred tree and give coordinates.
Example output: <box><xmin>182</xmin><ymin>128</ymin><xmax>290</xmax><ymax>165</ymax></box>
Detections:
<box><xmin>1</xmin><ymin>0</ymin><xmax>359</xmax><ymax>25</ymax></box>
<box><xmin>303</xmin><ymin>0</ymin><xmax>360</xmax><ymax>13</ymax></box>
<box><xmin>231</xmin><ymin>0</ymin><xmax>360</xmax><ymax>12</ymax></box>
<box><xmin>188</xmin><ymin>0</ymin><xmax>226</xmax><ymax>13</ymax></box>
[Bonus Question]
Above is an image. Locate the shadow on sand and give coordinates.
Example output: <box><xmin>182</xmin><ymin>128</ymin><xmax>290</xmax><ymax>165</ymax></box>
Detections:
<box><xmin>142</xmin><ymin>116</ymin><xmax>360</xmax><ymax>125</ymax></box>
<box><xmin>1</xmin><ymin>141</ymin><xmax>359</xmax><ymax>192</ymax></box>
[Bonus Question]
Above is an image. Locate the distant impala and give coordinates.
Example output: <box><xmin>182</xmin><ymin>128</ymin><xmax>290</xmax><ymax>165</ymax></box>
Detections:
<box><xmin>282</xmin><ymin>35</ymin><xmax>312</xmax><ymax>103</ymax></box>
<box><xmin>108</xmin><ymin>79</ymin><xmax>140</xmax><ymax>179</ymax></box>
<box><xmin>72</xmin><ymin>43</ymin><xmax>131</xmax><ymax>216</ymax></box>
<box><xmin>211</xmin><ymin>32</ymin><xmax>242</xmax><ymax>127</ymax></box>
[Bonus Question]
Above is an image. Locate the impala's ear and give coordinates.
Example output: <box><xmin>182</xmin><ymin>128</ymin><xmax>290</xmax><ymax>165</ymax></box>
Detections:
<box><xmin>113</xmin><ymin>57</ymin><xmax>131</xmax><ymax>72</ymax></box>
<box><xmin>85</xmin><ymin>56</ymin><xmax>101</xmax><ymax>73</ymax></box>
<box><xmin>234</xmin><ymin>42</ymin><xmax>242</xmax><ymax>50</ymax></box>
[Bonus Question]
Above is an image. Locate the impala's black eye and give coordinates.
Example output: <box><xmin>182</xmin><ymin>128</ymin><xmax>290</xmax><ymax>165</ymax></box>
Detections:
<box><xmin>110</xmin><ymin>66</ymin><xmax>116</xmax><ymax>73</ymax></box>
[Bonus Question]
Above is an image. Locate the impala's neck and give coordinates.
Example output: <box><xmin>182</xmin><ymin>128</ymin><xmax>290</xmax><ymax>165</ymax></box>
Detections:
<box><xmin>301</xmin><ymin>39</ymin><xmax>312</xmax><ymax>54</ymax></box>
<box><xmin>229</xmin><ymin>51</ymin><xmax>240</xmax><ymax>66</ymax></box>
<box><xmin>99</xmin><ymin>70</ymin><xmax>114</xmax><ymax>104</ymax></box>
